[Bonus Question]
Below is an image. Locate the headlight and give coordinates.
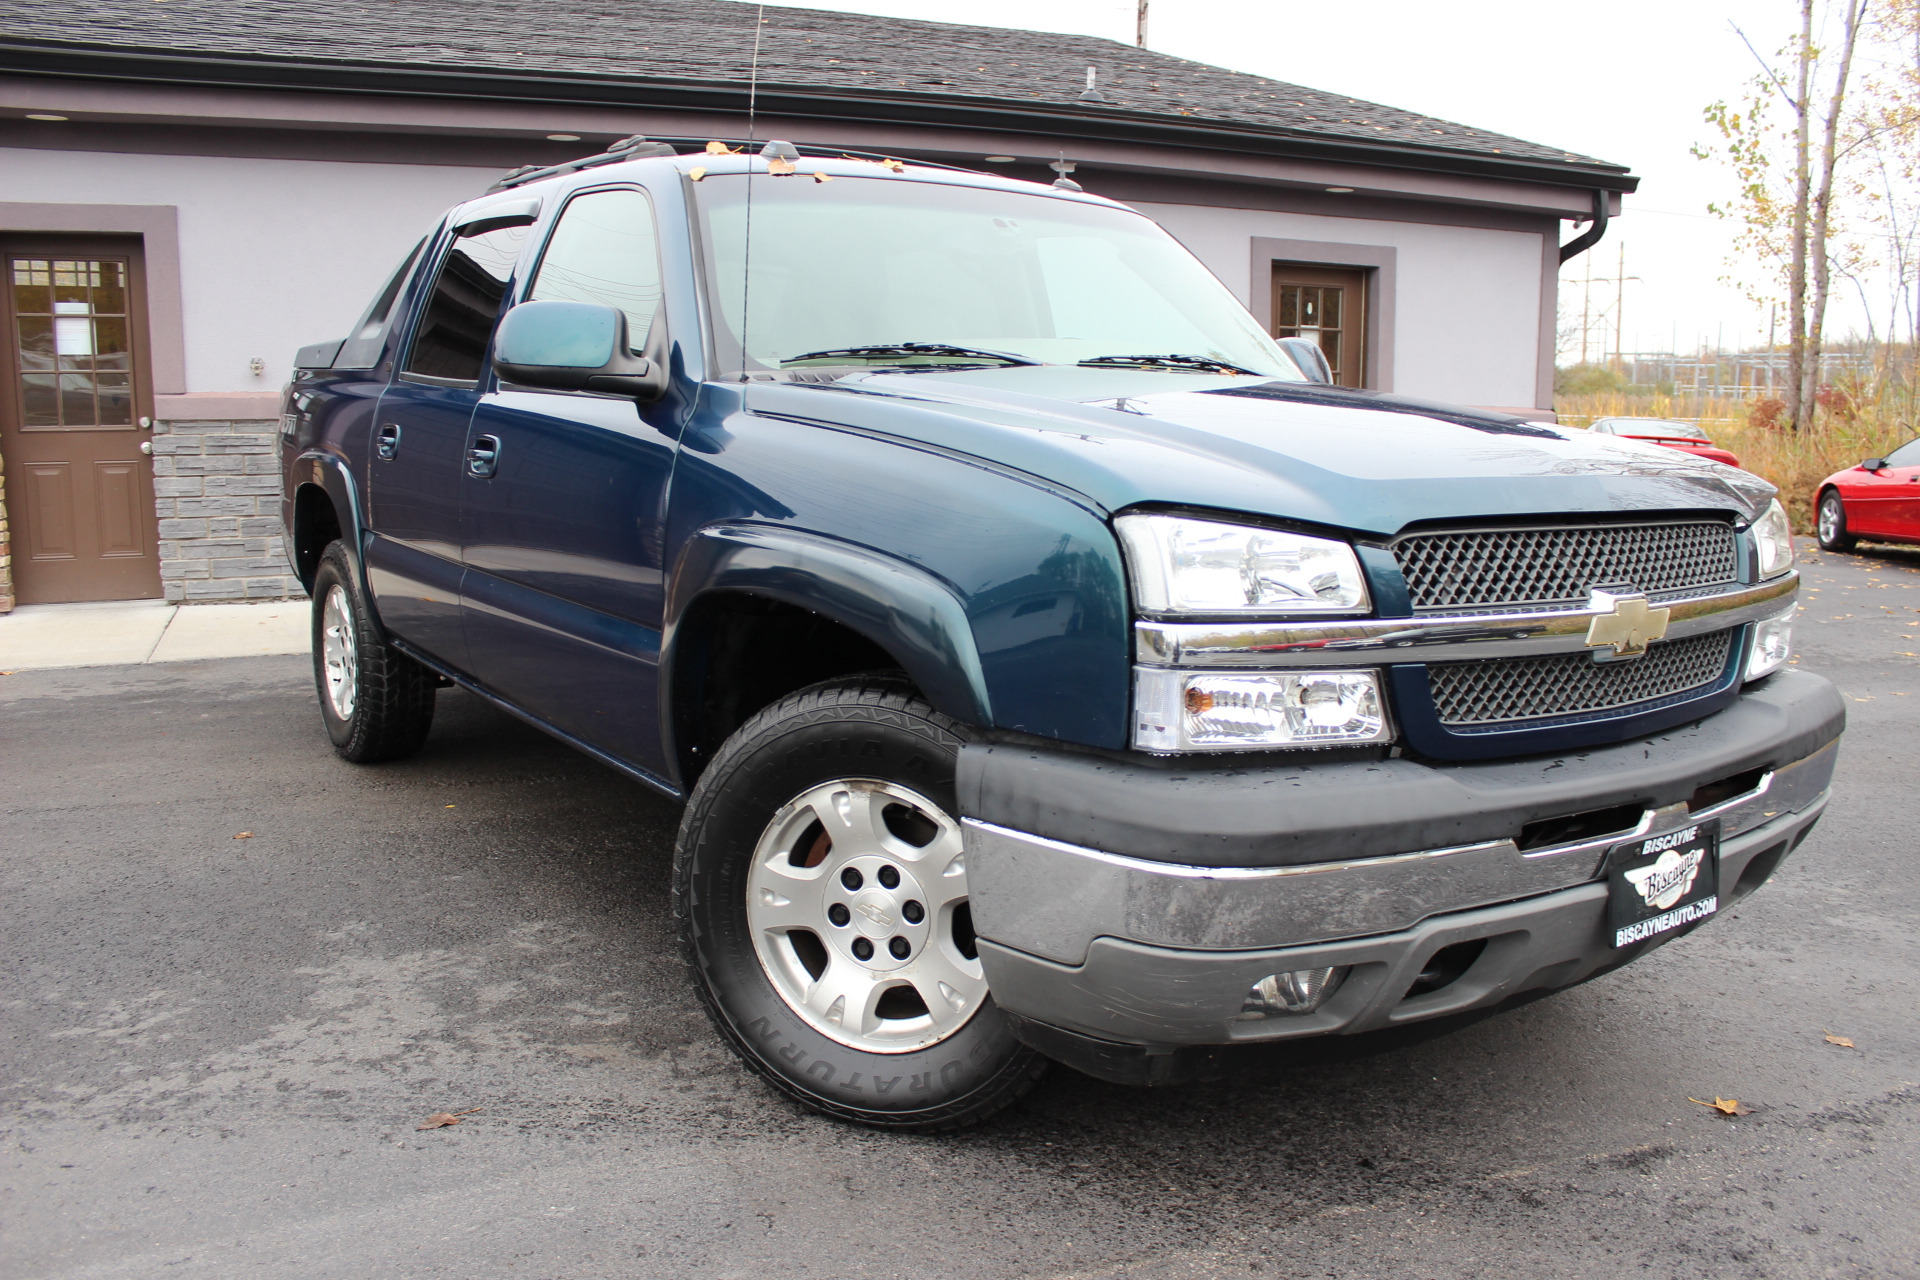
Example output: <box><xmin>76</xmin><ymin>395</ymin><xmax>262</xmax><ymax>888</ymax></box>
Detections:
<box><xmin>1115</xmin><ymin>514</ymin><xmax>1369</xmax><ymax>615</ymax></box>
<box><xmin>1751</xmin><ymin>499</ymin><xmax>1795</xmax><ymax>579</ymax></box>
<box><xmin>1134</xmin><ymin>667</ymin><xmax>1391</xmax><ymax>753</ymax></box>
<box><xmin>1747</xmin><ymin>606</ymin><xmax>1794</xmax><ymax>680</ymax></box>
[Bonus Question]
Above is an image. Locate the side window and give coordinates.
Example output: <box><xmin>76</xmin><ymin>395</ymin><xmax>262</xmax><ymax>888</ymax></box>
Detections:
<box><xmin>1885</xmin><ymin>437</ymin><xmax>1920</xmax><ymax>468</ymax></box>
<box><xmin>529</xmin><ymin>189</ymin><xmax>662</xmax><ymax>351</ymax></box>
<box><xmin>403</xmin><ymin>223</ymin><xmax>528</xmax><ymax>381</ymax></box>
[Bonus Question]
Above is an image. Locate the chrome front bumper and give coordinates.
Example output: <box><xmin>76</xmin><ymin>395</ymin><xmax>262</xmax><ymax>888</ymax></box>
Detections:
<box><xmin>965</xmin><ymin>737</ymin><xmax>1837</xmax><ymax>964</ymax></box>
<box><xmin>978</xmin><ymin>793</ymin><xmax>1827</xmax><ymax>1049</ymax></box>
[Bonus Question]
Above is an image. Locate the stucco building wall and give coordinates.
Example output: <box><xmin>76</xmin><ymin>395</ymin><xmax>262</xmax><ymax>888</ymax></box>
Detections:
<box><xmin>1134</xmin><ymin>200</ymin><xmax>1548</xmax><ymax>411</ymax></box>
<box><xmin>1</xmin><ymin>147</ymin><xmax>499</xmax><ymax>393</ymax></box>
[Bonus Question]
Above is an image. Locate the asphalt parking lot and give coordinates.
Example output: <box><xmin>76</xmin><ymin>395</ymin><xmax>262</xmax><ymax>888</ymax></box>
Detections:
<box><xmin>4</xmin><ymin>536</ymin><xmax>1917</xmax><ymax>1280</ymax></box>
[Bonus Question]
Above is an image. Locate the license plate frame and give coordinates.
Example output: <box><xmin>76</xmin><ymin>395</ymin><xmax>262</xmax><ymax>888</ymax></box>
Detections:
<box><xmin>1607</xmin><ymin>818</ymin><xmax>1721</xmax><ymax>949</ymax></box>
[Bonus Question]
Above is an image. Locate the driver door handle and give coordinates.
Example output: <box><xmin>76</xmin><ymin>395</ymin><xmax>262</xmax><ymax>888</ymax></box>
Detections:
<box><xmin>376</xmin><ymin>423</ymin><xmax>401</xmax><ymax>460</ymax></box>
<box><xmin>467</xmin><ymin>434</ymin><xmax>502</xmax><ymax>479</ymax></box>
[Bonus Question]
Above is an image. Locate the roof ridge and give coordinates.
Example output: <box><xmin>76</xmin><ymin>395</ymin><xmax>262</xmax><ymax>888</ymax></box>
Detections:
<box><xmin>0</xmin><ymin>0</ymin><xmax>1628</xmax><ymax>174</ymax></box>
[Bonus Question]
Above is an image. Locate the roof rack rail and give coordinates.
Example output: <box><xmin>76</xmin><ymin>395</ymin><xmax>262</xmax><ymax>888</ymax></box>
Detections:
<box><xmin>486</xmin><ymin>133</ymin><xmax>680</xmax><ymax>192</ymax></box>
<box><xmin>487</xmin><ymin>136</ymin><xmax>992</xmax><ymax>192</ymax></box>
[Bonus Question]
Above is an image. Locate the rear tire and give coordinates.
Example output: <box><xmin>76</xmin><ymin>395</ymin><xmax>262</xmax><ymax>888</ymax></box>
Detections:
<box><xmin>311</xmin><ymin>540</ymin><xmax>437</xmax><ymax>763</ymax></box>
<box><xmin>1817</xmin><ymin>488</ymin><xmax>1856</xmax><ymax>552</ymax></box>
<box><xmin>674</xmin><ymin>676</ymin><xmax>1047</xmax><ymax>1131</ymax></box>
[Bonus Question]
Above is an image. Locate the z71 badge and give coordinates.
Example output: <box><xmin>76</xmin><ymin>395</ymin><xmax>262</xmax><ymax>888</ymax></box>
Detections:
<box><xmin>1607</xmin><ymin>820</ymin><xmax>1720</xmax><ymax>949</ymax></box>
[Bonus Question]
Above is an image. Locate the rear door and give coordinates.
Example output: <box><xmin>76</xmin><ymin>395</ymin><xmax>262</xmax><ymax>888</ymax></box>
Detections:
<box><xmin>365</xmin><ymin>220</ymin><xmax>529</xmax><ymax>671</ymax></box>
<box><xmin>459</xmin><ymin>186</ymin><xmax>680</xmax><ymax>776</ymax></box>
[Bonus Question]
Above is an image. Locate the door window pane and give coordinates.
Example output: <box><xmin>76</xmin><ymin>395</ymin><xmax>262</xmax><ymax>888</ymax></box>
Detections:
<box><xmin>404</xmin><ymin>223</ymin><xmax>528</xmax><ymax>381</ymax></box>
<box><xmin>8</xmin><ymin>257</ymin><xmax>135</xmax><ymax>427</ymax></box>
<box><xmin>1273</xmin><ymin>270</ymin><xmax>1366</xmax><ymax>387</ymax></box>
<box><xmin>529</xmin><ymin>189</ymin><xmax>662</xmax><ymax>350</ymax></box>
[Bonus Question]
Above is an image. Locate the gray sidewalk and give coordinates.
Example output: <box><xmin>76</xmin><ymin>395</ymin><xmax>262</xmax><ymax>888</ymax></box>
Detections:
<box><xmin>0</xmin><ymin>598</ymin><xmax>310</xmax><ymax>671</ymax></box>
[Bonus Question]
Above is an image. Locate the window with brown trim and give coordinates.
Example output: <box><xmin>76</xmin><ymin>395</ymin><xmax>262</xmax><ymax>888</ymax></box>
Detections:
<box><xmin>1271</xmin><ymin>263</ymin><xmax>1369</xmax><ymax>388</ymax></box>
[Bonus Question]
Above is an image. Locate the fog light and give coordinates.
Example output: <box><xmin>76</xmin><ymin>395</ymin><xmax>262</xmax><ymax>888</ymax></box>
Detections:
<box><xmin>1238</xmin><ymin>966</ymin><xmax>1349</xmax><ymax>1018</ymax></box>
<box><xmin>1747</xmin><ymin>609</ymin><xmax>1794</xmax><ymax>680</ymax></box>
<box><xmin>1133</xmin><ymin>667</ymin><xmax>1390</xmax><ymax>752</ymax></box>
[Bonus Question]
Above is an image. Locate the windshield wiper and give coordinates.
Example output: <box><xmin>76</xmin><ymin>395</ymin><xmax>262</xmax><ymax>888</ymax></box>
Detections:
<box><xmin>1078</xmin><ymin>353</ymin><xmax>1263</xmax><ymax>376</ymax></box>
<box><xmin>780</xmin><ymin>343</ymin><xmax>1041</xmax><ymax>369</ymax></box>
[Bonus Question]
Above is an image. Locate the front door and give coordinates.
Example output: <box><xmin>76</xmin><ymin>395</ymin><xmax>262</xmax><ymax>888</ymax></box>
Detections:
<box><xmin>460</xmin><ymin>187</ymin><xmax>679</xmax><ymax>778</ymax></box>
<box><xmin>1</xmin><ymin>238</ymin><xmax>161</xmax><ymax>603</ymax></box>
<box><xmin>364</xmin><ymin>218</ymin><xmax>530</xmax><ymax>672</ymax></box>
<box><xmin>1271</xmin><ymin>263</ymin><xmax>1368</xmax><ymax>389</ymax></box>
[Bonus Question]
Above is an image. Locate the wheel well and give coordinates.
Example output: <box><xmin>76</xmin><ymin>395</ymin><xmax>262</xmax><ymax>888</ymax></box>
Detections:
<box><xmin>291</xmin><ymin>483</ymin><xmax>343</xmax><ymax>592</ymax></box>
<box><xmin>672</xmin><ymin>592</ymin><xmax>906</xmax><ymax>787</ymax></box>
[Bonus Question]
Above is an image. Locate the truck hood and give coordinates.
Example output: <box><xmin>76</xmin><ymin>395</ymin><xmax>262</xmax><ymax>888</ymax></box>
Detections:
<box><xmin>741</xmin><ymin>367</ymin><xmax>1775</xmax><ymax>535</ymax></box>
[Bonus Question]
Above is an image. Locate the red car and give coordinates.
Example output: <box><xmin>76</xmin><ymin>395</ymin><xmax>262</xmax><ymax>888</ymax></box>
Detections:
<box><xmin>1587</xmin><ymin>417</ymin><xmax>1742</xmax><ymax>467</ymax></box>
<box><xmin>1817</xmin><ymin>436</ymin><xmax>1920</xmax><ymax>550</ymax></box>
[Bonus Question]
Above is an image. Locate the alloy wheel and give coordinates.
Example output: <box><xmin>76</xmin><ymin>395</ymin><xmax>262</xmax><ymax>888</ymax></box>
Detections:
<box><xmin>320</xmin><ymin>583</ymin><xmax>359</xmax><ymax>721</ymax></box>
<box><xmin>1819</xmin><ymin>494</ymin><xmax>1842</xmax><ymax>545</ymax></box>
<box><xmin>745</xmin><ymin>778</ymin><xmax>985</xmax><ymax>1053</ymax></box>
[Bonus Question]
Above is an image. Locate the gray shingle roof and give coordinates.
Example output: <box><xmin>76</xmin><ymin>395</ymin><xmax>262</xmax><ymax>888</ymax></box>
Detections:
<box><xmin>3</xmin><ymin>0</ymin><xmax>1626</xmax><ymax>177</ymax></box>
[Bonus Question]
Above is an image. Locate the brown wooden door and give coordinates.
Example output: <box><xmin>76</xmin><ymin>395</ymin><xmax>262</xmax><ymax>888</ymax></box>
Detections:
<box><xmin>1271</xmin><ymin>263</ymin><xmax>1368</xmax><ymax>388</ymax></box>
<box><xmin>0</xmin><ymin>237</ymin><xmax>161</xmax><ymax>603</ymax></box>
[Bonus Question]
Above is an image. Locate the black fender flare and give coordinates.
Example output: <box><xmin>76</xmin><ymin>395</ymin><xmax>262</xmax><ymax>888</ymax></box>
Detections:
<box><xmin>290</xmin><ymin>450</ymin><xmax>375</xmax><ymax>608</ymax></box>
<box><xmin>663</xmin><ymin>522</ymin><xmax>994</xmax><ymax>749</ymax></box>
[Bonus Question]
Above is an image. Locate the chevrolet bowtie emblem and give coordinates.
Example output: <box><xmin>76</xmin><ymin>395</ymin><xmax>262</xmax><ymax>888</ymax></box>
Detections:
<box><xmin>1584</xmin><ymin>590</ymin><xmax>1670</xmax><ymax>659</ymax></box>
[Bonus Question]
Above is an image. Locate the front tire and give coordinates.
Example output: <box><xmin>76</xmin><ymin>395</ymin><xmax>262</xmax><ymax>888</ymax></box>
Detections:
<box><xmin>310</xmin><ymin>541</ymin><xmax>437</xmax><ymax>763</ymax></box>
<box><xmin>1817</xmin><ymin>488</ymin><xmax>1857</xmax><ymax>552</ymax></box>
<box><xmin>674</xmin><ymin>676</ymin><xmax>1046</xmax><ymax>1131</ymax></box>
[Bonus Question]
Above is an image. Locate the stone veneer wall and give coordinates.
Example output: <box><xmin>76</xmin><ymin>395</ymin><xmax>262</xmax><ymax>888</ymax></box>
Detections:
<box><xmin>151</xmin><ymin>417</ymin><xmax>304</xmax><ymax>602</ymax></box>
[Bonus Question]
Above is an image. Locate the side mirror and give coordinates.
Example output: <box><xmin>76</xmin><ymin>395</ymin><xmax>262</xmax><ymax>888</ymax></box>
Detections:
<box><xmin>492</xmin><ymin>300</ymin><xmax>666</xmax><ymax>401</ymax></box>
<box><xmin>1861</xmin><ymin>458</ymin><xmax>1888</xmax><ymax>472</ymax></box>
<box><xmin>1277</xmin><ymin>336</ymin><xmax>1334</xmax><ymax>385</ymax></box>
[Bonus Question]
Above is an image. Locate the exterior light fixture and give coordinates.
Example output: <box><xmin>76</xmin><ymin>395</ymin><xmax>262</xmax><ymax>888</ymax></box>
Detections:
<box><xmin>26</xmin><ymin>113</ymin><xmax>68</xmax><ymax>121</ymax></box>
<box><xmin>1325</xmin><ymin>186</ymin><xmax>1354</xmax><ymax>193</ymax></box>
<box><xmin>983</xmin><ymin>155</ymin><xmax>1017</xmax><ymax>163</ymax></box>
<box><xmin>546</xmin><ymin>133</ymin><xmax>581</xmax><ymax>141</ymax></box>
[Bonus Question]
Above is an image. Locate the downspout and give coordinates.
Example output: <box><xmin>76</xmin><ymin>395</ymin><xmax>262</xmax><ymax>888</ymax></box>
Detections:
<box><xmin>1558</xmin><ymin>189</ymin><xmax>1611</xmax><ymax>263</ymax></box>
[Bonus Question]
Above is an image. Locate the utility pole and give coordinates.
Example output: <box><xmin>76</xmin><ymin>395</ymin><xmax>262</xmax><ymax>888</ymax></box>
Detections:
<box><xmin>1613</xmin><ymin>241</ymin><xmax>1626</xmax><ymax>374</ymax></box>
<box><xmin>1136</xmin><ymin>0</ymin><xmax>1148</xmax><ymax>48</ymax></box>
<box><xmin>1581</xmin><ymin>260</ymin><xmax>1592</xmax><ymax>366</ymax></box>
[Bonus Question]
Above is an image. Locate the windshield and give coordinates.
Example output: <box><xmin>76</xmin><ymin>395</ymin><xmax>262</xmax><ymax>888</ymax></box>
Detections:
<box><xmin>694</xmin><ymin>174</ymin><xmax>1302</xmax><ymax>379</ymax></box>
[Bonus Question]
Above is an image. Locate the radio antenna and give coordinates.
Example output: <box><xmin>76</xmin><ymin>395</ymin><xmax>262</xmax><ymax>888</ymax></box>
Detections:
<box><xmin>739</xmin><ymin>1</ymin><xmax>767</xmax><ymax>379</ymax></box>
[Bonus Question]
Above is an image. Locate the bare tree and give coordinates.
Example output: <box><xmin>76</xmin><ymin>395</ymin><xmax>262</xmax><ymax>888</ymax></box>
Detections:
<box><xmin>1701</xmin><ymin>0</ymin><xmax>1875</xmax><ymax>429</ymax></box>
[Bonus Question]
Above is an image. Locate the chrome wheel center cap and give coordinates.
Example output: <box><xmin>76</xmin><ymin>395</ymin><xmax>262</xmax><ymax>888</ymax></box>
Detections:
<box><xmin>849</xmin><ymin>890</ymin><xmax>898</xmax><ymax>937</ymax></box>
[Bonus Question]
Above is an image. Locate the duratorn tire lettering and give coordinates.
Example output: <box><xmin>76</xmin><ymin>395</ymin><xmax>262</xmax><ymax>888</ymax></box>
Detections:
<box><xmin>673</xmin><ymin>675</ymin><xmax>1047</xmax><ymax>1131</ymax></box>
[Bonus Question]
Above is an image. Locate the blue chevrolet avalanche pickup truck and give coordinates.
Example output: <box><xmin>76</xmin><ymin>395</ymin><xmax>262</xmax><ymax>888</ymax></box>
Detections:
<box><xmin>281</xmin><ymin>137</ymin><xmax>1844</xmax><ymax>1130</ymax></box>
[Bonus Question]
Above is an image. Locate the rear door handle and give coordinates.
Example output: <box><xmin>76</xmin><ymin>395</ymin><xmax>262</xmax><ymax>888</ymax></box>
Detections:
<box><xmin>376</xmin><ymin>423</ymin><xmax>401</xmax><ymax>460</ymax></box>
<box><xmin>467</xmin><ymin>434</ymin><xmax>502</xmax><ymax>479</ymax></box>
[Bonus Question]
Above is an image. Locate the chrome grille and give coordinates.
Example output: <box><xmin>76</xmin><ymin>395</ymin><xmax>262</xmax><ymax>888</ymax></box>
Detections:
<box><xmin>1395</xmin><ymin>522</ymin><xmax>1739</xmax><ymax>612</ymax></box>
<box><xmin>1428</xmin><ymin>630</ymin><xmax>1735</xmax><ymax>726</ymax></box>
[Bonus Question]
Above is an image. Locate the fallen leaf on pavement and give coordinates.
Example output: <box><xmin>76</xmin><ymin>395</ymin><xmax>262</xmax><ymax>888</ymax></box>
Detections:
<box><xmin>234</xmin><ymin>832</ymin><xmax>254</xmax><ymax>840</ymax></box>
<box><xmin>1690</xmin><ymin>1096</ymin><xmax>1753</xmax><ymax>1116</ymax></box>
<box><xmin>444</xmin><ymin>804</ymin><xmax>456</xmax><ymax>809</ymax></box>
<box><xmin>1824</xmin><ymin>1030</ymin><xmax>1857</xmax><ymax>1048</ymax></box>
<box><xmin>416</xmin><ymin>1107</ymin><xmax>482</xmax><ymax>1130</ymax></box>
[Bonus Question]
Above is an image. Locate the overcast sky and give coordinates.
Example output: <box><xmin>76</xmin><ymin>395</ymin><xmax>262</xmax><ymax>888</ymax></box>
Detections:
<box><xmin>763</xmin><ymin>0</ymin><xmax>1853</xmax><ymax>358</ymax></box>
